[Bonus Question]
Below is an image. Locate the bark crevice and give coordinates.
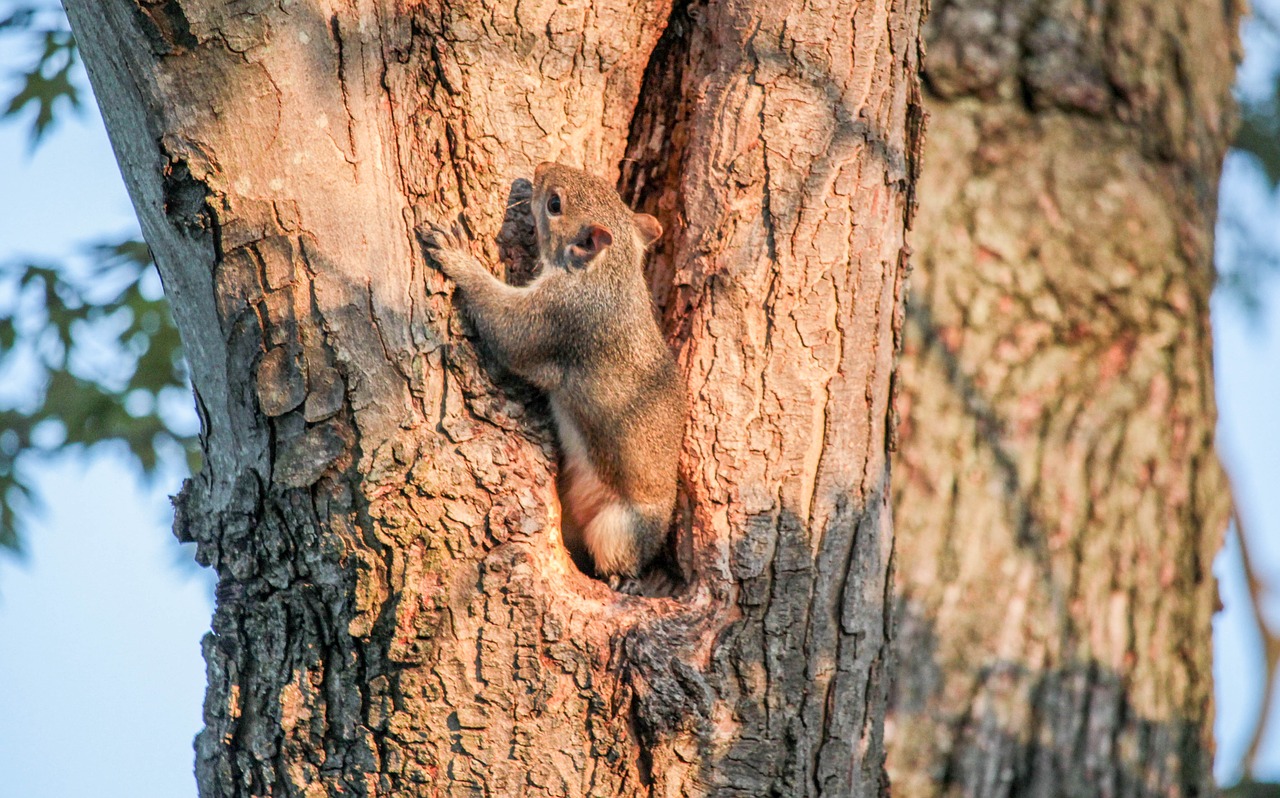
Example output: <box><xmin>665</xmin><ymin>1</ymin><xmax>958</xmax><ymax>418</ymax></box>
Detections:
<box><xmin>68</xmin><ymin>0</ymin><xmax>920</xmax><ymax>793</ymax></box>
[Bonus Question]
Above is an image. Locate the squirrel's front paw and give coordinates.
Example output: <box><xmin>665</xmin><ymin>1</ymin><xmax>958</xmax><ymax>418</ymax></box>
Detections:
<box><xmin>420</xmin><ymin>220</ymin><xmax>480</xmax><ymax>281</ymax></box>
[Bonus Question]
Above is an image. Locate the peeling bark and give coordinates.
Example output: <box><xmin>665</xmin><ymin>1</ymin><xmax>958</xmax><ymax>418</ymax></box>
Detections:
<box><xmin>64</xmin><ymin>0</ymin><xmax>923</xmax><ymax>795</ymax></box>
<box><xmin>888</xmin><ymin>1</ymin><xmax>1239</xmax><ymax>795</ymax></box>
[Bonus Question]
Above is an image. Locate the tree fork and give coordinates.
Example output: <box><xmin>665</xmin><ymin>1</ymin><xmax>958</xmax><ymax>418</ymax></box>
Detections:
<box><xmin>64</xmin><ymin>0</ymin><xmax>924</xmax><ymax>795</ymax></box>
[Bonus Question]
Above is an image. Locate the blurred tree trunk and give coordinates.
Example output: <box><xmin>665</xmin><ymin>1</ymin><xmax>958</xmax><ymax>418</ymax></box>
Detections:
<box><xmin>63</xmin><ymin>0</ymin><xmax>923</xmax><ymax>795</ymax></box>
<box><xmin>888</xmin><ymin>1</ymin><xmax>1239</xmax><ymax>795</ymax></box>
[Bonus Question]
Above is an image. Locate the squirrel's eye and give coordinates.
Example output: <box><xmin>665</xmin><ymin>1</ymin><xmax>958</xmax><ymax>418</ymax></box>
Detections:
<box><xmin>547</xmin><ymin>194</ymin><xmax>562</xmax><ymax>216</ymax></box>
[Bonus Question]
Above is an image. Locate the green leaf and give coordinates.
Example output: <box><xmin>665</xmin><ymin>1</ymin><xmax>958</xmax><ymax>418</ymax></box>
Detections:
<box><xmin>1235</xmin><ymin>109</ymin><xmax>1280</xmax><ymax>188</ymax></box>
<box><xmin>0</xmin><ymin>8</ymin><xmax>39</xmax><ymax>33</ymax></box>
<box><xmin>1</xmin><ymin>7</ymin><xmax>82</xmax><ymax>148</ymax></box>
<box><xmin>0</xmin><ymin>235</ymin><xmax>196</xmax><ymax>555</ymax></box>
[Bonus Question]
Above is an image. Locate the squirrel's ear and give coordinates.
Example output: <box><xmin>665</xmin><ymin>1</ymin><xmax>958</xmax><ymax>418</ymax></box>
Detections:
<box><xmin>567</xmin><ymin>224</ymin><xmax>613</xmax><ymax>265</ymax></box>
<box><xmin>634</xmin><ymin>213</ymin><xmax>663</xmax><ymax>247</ymax></box>
<box><xmin>534</xmin><ymin>162</ymin><xmax>554</xmax><ymax>181</ymax></box>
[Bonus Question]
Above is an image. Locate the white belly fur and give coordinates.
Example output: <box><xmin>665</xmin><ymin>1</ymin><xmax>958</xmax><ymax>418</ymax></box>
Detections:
<box><xmin>550</xmin><ymin>398</ymin><xmax>628</xmax><ymax>568</ymax></box>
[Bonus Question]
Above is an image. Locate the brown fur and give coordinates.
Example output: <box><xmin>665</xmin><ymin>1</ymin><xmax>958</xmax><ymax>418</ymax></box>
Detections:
<box><xmin>423</xmin><ymin>163</ymin><xmax>684</xmax><ymax>588</ymax></box>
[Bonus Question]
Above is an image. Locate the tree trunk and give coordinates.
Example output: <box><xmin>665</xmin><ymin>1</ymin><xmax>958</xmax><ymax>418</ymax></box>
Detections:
<box><xmin>63</xmin><ymin>0</ymin><xmax>923</xmax><ymax>795</ymax></box>
<box><xmin>888</xmin><ymin>1</ymin><xmax>1238</xmax><ymax>795</ymax></box>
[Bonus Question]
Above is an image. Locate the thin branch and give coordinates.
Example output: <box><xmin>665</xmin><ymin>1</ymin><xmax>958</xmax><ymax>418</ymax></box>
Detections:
<box><xmin>1234</xmin><ymin>504</ymin><xmax>1280</xmax><ymax>779</ymax></box>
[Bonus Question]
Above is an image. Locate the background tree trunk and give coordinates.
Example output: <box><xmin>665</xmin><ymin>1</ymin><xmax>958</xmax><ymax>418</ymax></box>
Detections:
<box><xmin>64</xmin><ymin>0</ymin><xmax>923</xmax><ymax>795</ymax></box>
<box><xmin>888</xmin><ymin>0</ymin><xmax>1238</xmax><ymax>795</ymax></box>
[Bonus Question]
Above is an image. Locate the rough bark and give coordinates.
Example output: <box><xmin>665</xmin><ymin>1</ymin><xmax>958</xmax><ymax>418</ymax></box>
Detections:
<box><xmin>63</xmin><ymin>0</ymin><xmax>923</xmax><ymax>795</ymax></box>
<box><xmin>887</xmin><ymin>1</ymin><xmax>1239</xmax><ymax>795</ymax></box>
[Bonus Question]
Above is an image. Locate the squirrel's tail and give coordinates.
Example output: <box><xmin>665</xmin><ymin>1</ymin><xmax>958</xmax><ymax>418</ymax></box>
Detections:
<box><xmin>584</xmin><ymin>502</ymin><xmax>669</xmax><ymax>581</ymax></box>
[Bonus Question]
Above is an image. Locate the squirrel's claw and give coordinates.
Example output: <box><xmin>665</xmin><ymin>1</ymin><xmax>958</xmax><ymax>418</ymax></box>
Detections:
<box><xmin>421</xmin><ymin>220</ymin><xmax>457</xmax><ymax>252</ymax></box>
<box><xmin>420</xmin><ymin>218</ymin><xmax>484</xmax><ymax>283</ymax></box>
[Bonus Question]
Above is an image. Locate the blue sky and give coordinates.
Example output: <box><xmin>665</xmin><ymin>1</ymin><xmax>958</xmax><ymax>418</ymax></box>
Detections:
<box><xmin>0</xmin><ymin>4</ymin><xmax>1278</xmax><ymax>795</ymax></box>
<box><xmin>0</xmin><ymin>45</ymin><xmax>213</xmax><ymax>795</ymax></box>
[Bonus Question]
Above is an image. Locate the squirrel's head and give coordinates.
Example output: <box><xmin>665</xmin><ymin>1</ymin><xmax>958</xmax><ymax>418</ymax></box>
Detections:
<box><xmin>532</xmin><ymin>162</ymin><xmax>662</xmax><ymax>271</ymax></box>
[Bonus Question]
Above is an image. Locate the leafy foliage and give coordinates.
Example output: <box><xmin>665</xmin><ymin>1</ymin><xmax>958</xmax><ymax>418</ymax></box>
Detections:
<box><xmin>1236</xmin><ymin>89</ymin><xmax>1280</xmax><ymax>189</ymax></box>
<box><xmin>0</xmin><ymin>1</ymin><xmax>195</xmax><ymax>554</ymax></box>
<box><xmin>1226</xmin><ymin>781</ymin><xmax>1280</xmax><ymax>798</ymax></box>
<box><xmin>1</xmin><ymin>3</ymin><xmax>80</xmax><ymax>145</ymax></box>
<box><xmin>0</xmin><ymin>240</ymin><xmax>198</xmax><ymax>551</ymax></box>
<box><xmin>1235</xmin><ymin>4</ymin><xmax>1280</xmax><ymax>188</ymax></box>
<box><xmin>1215</xmin><ymin>2</ymin><xmax>1280</xmax><ymax>317</ymax></box>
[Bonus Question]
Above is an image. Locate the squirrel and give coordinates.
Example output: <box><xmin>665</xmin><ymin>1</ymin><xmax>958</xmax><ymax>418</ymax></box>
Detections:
<box><xmin>422</xmin><ymin>162</ymin><xmax>684</xmax><ymax>591</ymax></box>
